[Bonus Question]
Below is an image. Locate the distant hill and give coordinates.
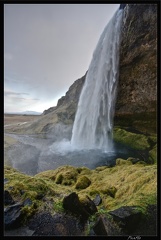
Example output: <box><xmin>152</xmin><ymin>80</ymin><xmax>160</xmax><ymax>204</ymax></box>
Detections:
<box><xmin>5</xmin><ymin>111</ymin><xmax>42</xmax><ymax>115</ymax></box>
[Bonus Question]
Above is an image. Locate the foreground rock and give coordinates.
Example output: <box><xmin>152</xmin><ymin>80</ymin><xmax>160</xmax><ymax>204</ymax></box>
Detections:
<box><xmin>92</xmin><ymin>214</ymin><xmax>122</xmax><ymax>236</ymax></box>
<box><xmin>4</xmin><ymin>190</ymin><xmax>15</xmax><ymax>205</ymax></box>
<box><xmin>63</xmin><ymin>192</ymin><xmax>97</xmax><ymax>220</ymax></box>
<box><xmin>28</xmin><ymin>212</ymin><xmax>85</xmax><ymax>236</ymax></box>
<box><xmin>4</xmin><ymin>203</ymin><xmax>24</xmax><ymax>230</ymax></box>
<box><xmin>108</xmin><ymin>206</ymin><xmax>143</xmax><ymax>234</ymax></box>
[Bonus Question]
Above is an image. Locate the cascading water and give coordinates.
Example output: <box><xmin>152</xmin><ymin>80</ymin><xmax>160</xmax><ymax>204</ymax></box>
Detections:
<box><xmin>71</xmin><ymin>9</ymin><xmax>123</xmax><ymax>151</ymax></box>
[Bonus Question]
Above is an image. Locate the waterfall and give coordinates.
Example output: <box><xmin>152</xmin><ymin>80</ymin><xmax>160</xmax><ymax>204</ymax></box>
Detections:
<box><xmin>71</xmin><ymin>9</ymin><xmax>123</xmax><ymax>151</ymax></box>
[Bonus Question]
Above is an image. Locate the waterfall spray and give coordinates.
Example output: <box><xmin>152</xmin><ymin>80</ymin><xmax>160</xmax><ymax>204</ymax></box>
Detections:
<box><xmin>71</xmin><ymin>9</ymin><xmax>123</xmax><ymax>151</ymax></box>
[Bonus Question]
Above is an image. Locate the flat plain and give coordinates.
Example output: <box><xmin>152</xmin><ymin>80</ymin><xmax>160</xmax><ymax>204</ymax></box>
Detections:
<box><xmin>4</xmin><ymin>114</ymin><xmax>41</xmax><ymax>127</ymax></box>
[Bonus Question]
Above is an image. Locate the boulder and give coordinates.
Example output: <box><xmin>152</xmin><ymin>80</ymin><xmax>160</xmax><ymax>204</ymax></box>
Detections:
<box><xmin>75</xmin><ymin>176</ymin><xmax>91</xmax><ymax>190</ymax></box>
<box><xmin>4</xmin><ymin>203</ymin><xmax>23</xmax><ymax>230</ymax></box>
<box><xmin>93</xmin><ymin>214</ymin><xmax>121</xmax><ymax>236</ymax></box>
<box><xmin>79</xmin><ymin>195</ymin><xmax>97</xmax><ymax>215</ymax></box>
<box><xmin>63</xmin><ymin>192</ymin><xmax>90</xmax><ymax>219</ymax></box>
<box><xmin>63</xmin><ymin>192</ymin><xmax>97</xmax><ymax>220</ymax></box>
<box><xmin>4</xmin><ymin>190</ymin><xmax>15</xmax><ymax>205</ymax></box>
<box><xmin>93</xmin><ymin>194</ymin><xmax>102</xmax><ymax>206</ymax></box>
<box><xmin>109</xmin><ymin>206</ymin><xmax>143</xmax><ymax>234</ymax></box>
<box><xmin>28</xmin><ymin>212</ymin><xmax>85</xmax><ymax>236</ymax></box>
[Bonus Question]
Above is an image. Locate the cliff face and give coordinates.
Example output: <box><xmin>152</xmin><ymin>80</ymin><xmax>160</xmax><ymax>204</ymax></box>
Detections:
<box><xmin>113</xmin><ymin>4</ymin><xmax>157</xmax><ymax>133</ymax></box>
<box><xmin>115</xmin><ymin>4</ymin><xmax>157</xmax><ymax>114</ymax></box>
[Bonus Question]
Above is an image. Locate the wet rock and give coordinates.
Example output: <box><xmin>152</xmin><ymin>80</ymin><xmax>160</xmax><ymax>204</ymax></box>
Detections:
<box><xmin>132</xmin><ymin>204</ymin><xmax>157</xmax><ymax>235</ymax></box>
<box><xmin>93</xmin><ymin>214</ymin><xmax>121</xmax><ymax>236</ymax></box>
<box><xmin>4</xmin><ymin>178</ymin><xmax>9</xmax><ymax>184</ymax></box>
<box><xmin>93</xmin><ymin>194</ymin><xmax>102</xmax><ymax>206</ymax></box>
<box><xmin>109</xmin><ymin>206</ymin><xmax>143</xmax><ymax>234</ymax></box>
<box><xmin>63</xmin><ymin>192</ymin><xmax>90</xmax><ymax>219</ymax></box>
<box><xmin>4</xmin><ymin>226</ymin><xmax>34</xmax><ymax>236</ymax></box>
<box><xmin>4</xmin><ymin>203</ymin><xmax>23</xmax><ymax>230</ymax></box>
<box><xmin>4</xmin><ymin>190</ymin><xmax>15</xmax><ymax>205</ymax></box>
<box><xmin>23</xmin><ymin>198</ymin><xmax>33</xmax><ymax>206</ymax></box>
<box><xmin>28</xmin><ymin>212</ymin><xmax>85</xmax><ymax>236</ymax></box>
<box><xmin>80</xmin><ymin>195</ymin><xmax>97</xmax><ymax>215</ymax></box>
<box><xmin>19</xmin><ymin>190</ymin><xmax>25</xmax><ymax>195</ymax></box>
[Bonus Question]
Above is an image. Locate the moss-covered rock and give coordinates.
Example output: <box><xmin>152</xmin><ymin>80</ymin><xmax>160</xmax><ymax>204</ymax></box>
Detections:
<box><xmin>148</xmin><ymin>144</ymin><xmax>157</xmax><ymax>164</ymax></box>
<box><xmin>75</xmin><ymin>176</ymin><xmax>91</xmax><ymax>190</ymax></box>
<box><xmin>113</xmin><ymin>127</ymin><xmax>150</xmax><ymax>150</ymax></box>
<box><xmin>76</xmin><ymin>167</ymin><xmax>92</xmax><ymax>175</ymax></box>
<box><xmin>101</xmin><ymin>187</ymin><xmax>117</xmax><ymax>198</ymax></box>
<box><xmin>116</xmin><ymin>158</ymin><xmax>133</xmax><ymax>165</ymax></box>
<box><xmin>52</xmin><ymin>165</ymin><xmax>79</xmax><ymax>186</ymax></box>
<box><xmin>55</xmin><ymin>174</ymin><xmax>63</xmax><ymax>184</ymax></box>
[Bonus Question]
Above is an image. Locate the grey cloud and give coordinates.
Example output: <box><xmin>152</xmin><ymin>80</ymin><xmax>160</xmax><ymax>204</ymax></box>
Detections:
<box><xmin>5</xmin><ymin>91</ymin><xmax>29</xmax><ymax>96</ymax></box>
<box><xmin>4</xmin><ymin>4</ymin><xmax>119</xmax><ymax>112</ymax></box>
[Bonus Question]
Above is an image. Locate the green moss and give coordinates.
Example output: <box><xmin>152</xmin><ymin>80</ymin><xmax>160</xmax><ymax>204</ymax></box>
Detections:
<box><xmin>21</xmin><ymin>201</ymin><xmax>38</xmax><ymax>223</ymax></box>
<box><xmin>101</xmin><ymin>186</ymin><xmax>117</xmax><ymax>198</ymax></box>
<box><xmin>95</xmin><ymin>166</ymin><xmax>109</xmax><ymax>171</ymax></box>
<box><xmin>149</xmin><ymin>144</ymin><xmax>157</xmax><ymax>163</ymax></box>
<box><xmin>113</xmin><ymin>127</ymin><xmax>150</xmax><ymax>150</ymax></box>
<box><xmin>89</xmin><ymin>189</ymin><xmax>100</xmax><ymax>196</ymax></box>
<box><xmin>76</xmin><ymin>167</ymin><xmax>92</xmax><ymax>175</ymax></box>
<box><xmin>53</xmin><ymin>200</ymin><xmax>64</xmax><ymax>213</ymax></box>
<box><xmin>116</xmin><ymin>158</ymin><xmax>133</xmax><ymax>165</ymax></box>
<box><xmin>55</xmin><ymin>174</ymin><xmax>63</xmax><ymax>184</ymax></box>
<box><xmin>75</xmin><ymin>176</ymin><xmax>91</xmax><ymax>190</ymax></box>
<box><xmin>148</xmin><ymin>135</ymin><xmax>157</xmax><ymax>147</ymax></box>
<box><xmin>53</xmin><ymin>165</ymin><xmax>79</xmax><ymax>185</ymax></box>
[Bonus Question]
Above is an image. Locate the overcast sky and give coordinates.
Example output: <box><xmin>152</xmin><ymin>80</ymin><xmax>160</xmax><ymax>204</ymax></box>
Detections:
<box><xmin>4</xmin><ymin>3</ymin><xmax>119</xmax><ymax>113</ymax></box>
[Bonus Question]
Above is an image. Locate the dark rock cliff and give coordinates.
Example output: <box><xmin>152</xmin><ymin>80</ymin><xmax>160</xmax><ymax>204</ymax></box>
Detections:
<box><xmin>114</xmin><ymin>4</ymin><xmax>157</xmax><ymax>133</ymax></box>
<box><xmin>40</xmin><ymin>4</ymin><xmax>157</xmax><ymax>133</ymax></box>
<box><xmin>115</xmin><ymin>4</ymin><xmax>157</xmax><ymax>114</ymax></box>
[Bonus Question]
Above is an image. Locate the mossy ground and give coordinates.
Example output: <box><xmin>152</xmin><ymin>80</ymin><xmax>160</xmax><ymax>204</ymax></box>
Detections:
<box><xmin>4</xmin><ymin>160</ymin><xmax>157</xmax><ymax>223</ymax></box>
